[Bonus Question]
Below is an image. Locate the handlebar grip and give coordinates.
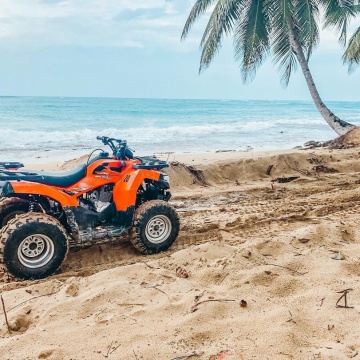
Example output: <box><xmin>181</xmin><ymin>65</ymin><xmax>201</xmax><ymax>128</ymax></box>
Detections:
<box><xmin>97</xmin><ymin>136</ymin><xmax>110</xmax><ymax>144</ymax></box>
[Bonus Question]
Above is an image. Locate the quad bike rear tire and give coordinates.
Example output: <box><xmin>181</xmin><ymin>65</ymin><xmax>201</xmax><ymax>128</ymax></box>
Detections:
<box><xmin>0</xmin><ymin>197</ymin><xmax>30</xmax><ymax>228</ymax></box>
<box><xmin>129</xmin><ymin>200</ymin><xmax>179</xmax><ymax>254</ymax></box>
<box><xmin>0</xmin><ymin>213</ymin><xmax>69</xmax><ymax>280</ymax></box>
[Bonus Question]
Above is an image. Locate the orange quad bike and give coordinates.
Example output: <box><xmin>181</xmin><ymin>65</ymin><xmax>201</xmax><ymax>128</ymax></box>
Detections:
<box><xmin>0</xmin><ymin>136</ymin><xmax>179</xmax><ymax>280</ymax></box>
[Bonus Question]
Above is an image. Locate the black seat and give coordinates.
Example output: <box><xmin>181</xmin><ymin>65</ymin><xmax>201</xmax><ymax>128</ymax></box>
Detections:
<box><xmin>0</xmin><ymin>164</ymin><xmax>87</xmax><ymax>187</ymax></box>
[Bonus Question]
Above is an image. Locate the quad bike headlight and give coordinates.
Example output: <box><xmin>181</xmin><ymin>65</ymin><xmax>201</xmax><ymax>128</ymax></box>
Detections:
<box><xmin>159</xmin><ymin>173</ymin><xmax>170</xmax><ymax>187</ymax></box>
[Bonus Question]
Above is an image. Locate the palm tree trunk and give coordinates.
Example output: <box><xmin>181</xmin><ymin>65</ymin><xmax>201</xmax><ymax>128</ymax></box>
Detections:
<box><xmin>288</xmin><ymin>20</ymin><xmax>355</xmax><ymax>136</ymax></box>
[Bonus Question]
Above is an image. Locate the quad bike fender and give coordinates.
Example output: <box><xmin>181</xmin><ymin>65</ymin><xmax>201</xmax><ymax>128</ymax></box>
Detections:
<box><xmin>6</xmin><ymin>181</ymin><xmax>78</xmax><ymax>207</ymax></box>
<box><xmin>113</xmin><ymin>169</ymin><xmax>160</xmax><ymax>211</ymax></box>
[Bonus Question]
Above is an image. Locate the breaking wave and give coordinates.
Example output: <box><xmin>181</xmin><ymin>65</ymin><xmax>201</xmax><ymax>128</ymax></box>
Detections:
<box><xmin>1</xmin><ymin>97</ymin><xmax>359</xmax><ymax>162</ymax></box>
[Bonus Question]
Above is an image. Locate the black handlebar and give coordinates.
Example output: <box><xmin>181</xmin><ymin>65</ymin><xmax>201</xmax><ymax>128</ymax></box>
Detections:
<box><xmin>97</xmin><ymin>136</ymin><xmax>125</xmax><ymax>145</ymax></box>
<box><xmin>96</xmin><ymin>136</ymin><xmax>133</xmax><ymax>160</ymax></box>
<box><xmin>96</xmin><ymin>136</ymin><xmax>113</xmax><ymax>144</ymax></box>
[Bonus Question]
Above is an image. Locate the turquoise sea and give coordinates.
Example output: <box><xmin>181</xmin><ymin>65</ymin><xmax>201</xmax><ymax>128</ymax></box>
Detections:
<box><xmin>0</xmin><ymin>97</ymin><xmax>359</xmax><ymax>163</ymax></box>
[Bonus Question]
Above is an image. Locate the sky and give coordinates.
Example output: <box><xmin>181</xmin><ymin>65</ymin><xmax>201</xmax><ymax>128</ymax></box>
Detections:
<box><xmin>0</xmin><ymin>0</ymin><xmax>359</xmax><ymax>101</ymax></box>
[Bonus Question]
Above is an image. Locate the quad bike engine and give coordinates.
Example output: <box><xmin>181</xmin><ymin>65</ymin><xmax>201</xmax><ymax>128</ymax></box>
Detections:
<box><xmin>78</xmin><ymin>184</ymin><xmax>114</xmax><ymax>213</ymax></box>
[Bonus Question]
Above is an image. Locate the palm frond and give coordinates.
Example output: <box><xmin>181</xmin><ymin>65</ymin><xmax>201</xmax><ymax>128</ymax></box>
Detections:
<box><xmin>269</xmin><ymin>0</ymin><xmax>298</xmax><ymax>86</ymax></box>
<box><xmin>294</xmin><ymin>0</ymin><xmax>320</xmax><ymax>60</ymax></box>
<box><xmin>273</xmin><ymin>27</ymin><xmax>299</xmax><ymax>87</ymax></box>
<box><xmin>343</xmin><ymin>26</ymin><xmax>360</xmax><ymax>71</ymax></box>
<box><xmin>181</xmin><ymin>0</ymin><xmax>218</xmax><ymax>40</ymax></box>
<box><xmin>319</xmin><ymin>0</ymin><xmax>359</xmax><ymax>45</ymax></box>
<box><xmin>199</xmin><ymin>0</ymin><xmax>243</xmax><ymax>71</ymax></box>
<box><xmin>233</xmin><ymin>0</ymin><xmax>270</xmax><ymax>82</ymax></box>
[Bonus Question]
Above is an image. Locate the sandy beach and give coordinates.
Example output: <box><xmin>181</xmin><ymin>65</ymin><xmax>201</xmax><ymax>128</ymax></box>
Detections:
<box><xmin>1</xmin><ymin>138</ymin><xmax>360</xmax><ymax>359</ymax></box>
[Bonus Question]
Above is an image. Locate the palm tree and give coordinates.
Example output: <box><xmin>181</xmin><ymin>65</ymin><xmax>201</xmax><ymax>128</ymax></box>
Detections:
<box><xmin>180</xmin><ymin>0</ymin><xmax>359</xmax><ymax>136</ymax></box>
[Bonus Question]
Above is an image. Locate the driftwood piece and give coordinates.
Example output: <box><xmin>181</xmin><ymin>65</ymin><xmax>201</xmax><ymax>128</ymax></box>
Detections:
<box><xmin>313</xmin><ymin>164</ymin><xmax>337</xmax><ymax>173</ymax></box>
<box><xmin>266</xmin><ymin>165</ymin><xmax>274</xmax><ymax>175</ymax></box>
<box><xmin>101</xmin><ymin>341</ymin><xmax>121</xmax><ymax>358</ymax></box>
<box><xmin>171</xmin><ymin>352</ymin><xmax>204</xmax><ymax>360</ymax></box>
<box><xmin>307</xmin><ymin>157</ymin><xmax>323</xmax><ymax>165</ymax></box>
<box><xmin>267</xmin><ymin>263</ymin><xmax>307</xmax><ymax>275</ymax></box>
<box><xmin>304</xmin><ymin>140</ymin><xmax>325</xmax><ymax>148</ymax></box>
<box><xmin>1</xmin><ymin>295</ymin><xmax>11</xmax><ymax>334</ymax></box>
<box><xmin>191</xmin><ymin>299</ymin><xmax>235</xmax><ymax>313</ymax></box>
<box><xmin>336</xmin><ymin>288</ymin><xmax>354</xmax><ymax>308</ymax></box>
<box><xmin>271</xmin><ymin>176</ymin><xmax>300</xmax><ymax>183</ymax></box>
<box><xmin>284</xmin><ymin>158</ymin><xmax>315</xmax><ymax>177</ymax></box>
<box><xmin>170</xmin><ymin>161</ymin><xmax>208</xmax><ymax>186</ymax></box>
<box><xmin>185</xmin><ymin>165</ymin><xmax>208</xmax><ymax>186</ymax></box>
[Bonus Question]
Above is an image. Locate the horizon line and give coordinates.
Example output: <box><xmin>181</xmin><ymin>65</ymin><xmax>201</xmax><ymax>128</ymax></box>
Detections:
<box><xmin>0</xmin><ymin>95</ymin><xmax>357</xmax><ymax>103</ymax></box>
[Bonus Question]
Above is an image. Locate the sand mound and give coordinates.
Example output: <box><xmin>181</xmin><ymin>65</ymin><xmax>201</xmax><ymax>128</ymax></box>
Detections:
<box><xmin>330</xmin><ymin>126</ymin><xmax>360</xmax><ymax>149</ymax></box>
<box><xmin>169</xmin><ymin>147</ymin><xmax>360</xmax><ymax>189</ymax></box>
<box><xmin>60</xmin><ymin>154</ymin><xmax>90</xmax><ymax>171</ymax></box>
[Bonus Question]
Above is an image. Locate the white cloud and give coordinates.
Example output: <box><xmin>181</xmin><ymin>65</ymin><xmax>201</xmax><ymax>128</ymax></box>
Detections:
<box><xmin>1</xmin><ymin>0</ymin><xmax>353</xmax><ymax>63</ymax></box>
<box><xmin>0</xmin><ymin>0</ymin><xmax>197</xmax><ymax>49</ymax></box>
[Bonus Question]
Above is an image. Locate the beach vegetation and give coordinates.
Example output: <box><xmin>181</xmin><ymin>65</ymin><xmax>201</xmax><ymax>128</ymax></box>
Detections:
<box><xmin>344</xmin><ymin>26</ymin><xmax>360</xmax><ymax>68</ymax></box>
<box><xmin>179</xmin><ymin>0</ymin><xmax>360</xmax><ymax>136</ymax></box>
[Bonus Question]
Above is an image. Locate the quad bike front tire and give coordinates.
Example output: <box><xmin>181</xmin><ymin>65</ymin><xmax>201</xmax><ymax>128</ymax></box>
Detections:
<box><xmin>0</xmin><ymin>213</ymin><xmax>69</xmax><ymax>280</ymax></box>
<box><xmin>0</xmin><ymin>197</ymin><xmax>30</xmax><ymax>228</ymax></box>
<box><xmin>130</xmin><ymin>200</ymin><xmax>180</xmax><ymax>254</ymax></box>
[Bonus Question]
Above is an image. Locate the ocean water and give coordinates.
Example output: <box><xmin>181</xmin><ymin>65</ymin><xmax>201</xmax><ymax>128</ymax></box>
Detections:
<box><xmin>0</xmin><ymin>96</ymin><xmax>359</xmax><ymax>163</ymax></box>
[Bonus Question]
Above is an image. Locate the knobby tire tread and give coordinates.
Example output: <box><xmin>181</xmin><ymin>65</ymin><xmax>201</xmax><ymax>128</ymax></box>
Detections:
<box><xmin>129</xmin><ymin>200</ymin><xmax>180</xmax><ymax>254</ymax></box>
<box><xmin>0</xmin><ymin>197</ymin><xmax>27</xmax><ymax>209</ymax></box>
<box><xmin>0</xmin><ymin>197</ymin><xmax>30</xmax><ymax>225</ymax></box>
<box><xmin>0</xmin><ymin>213</ymin><xmax>70</xmax><ymax>276</ymax></box>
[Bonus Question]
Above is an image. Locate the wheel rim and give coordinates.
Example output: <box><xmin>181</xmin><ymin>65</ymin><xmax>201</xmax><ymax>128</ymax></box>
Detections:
<box><xmin>17</xmin><ymin>234</ymin><xmax>55</xmax><ymax>269</ymax></box>
<box><xmin>145</xmin><ymin>215</ymin><xmax>172</xmax><ymax>244</ymax></box>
